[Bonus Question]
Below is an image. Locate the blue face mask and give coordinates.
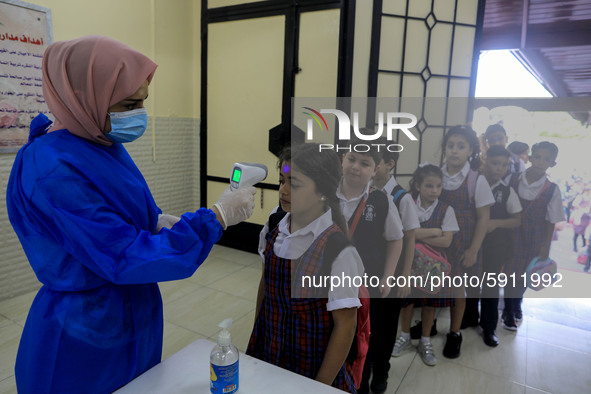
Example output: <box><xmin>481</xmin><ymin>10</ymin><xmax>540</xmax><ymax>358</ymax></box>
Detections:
<box><xmin>106</xmin><ymin>107</ymin><xmax>148</xmax><ymax>143</ymax></box>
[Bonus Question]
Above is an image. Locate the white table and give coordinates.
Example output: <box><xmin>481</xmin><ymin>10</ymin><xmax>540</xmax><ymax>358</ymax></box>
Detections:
<box><xmin>115</xmin><ymin>339</ymin><xmax>345</xmax><ymax>393</ymax></box>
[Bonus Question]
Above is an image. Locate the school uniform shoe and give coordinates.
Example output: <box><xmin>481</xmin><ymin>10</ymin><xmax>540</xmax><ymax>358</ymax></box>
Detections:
<box><xmin>442</xmin><ymin>332</ymin><xmax>462</xmax><ymax>359</ymax></box>
<box><xmin>391</xmin><ymin>336</ymin><xmax>412</xmax><ymax>357</ymax></box>
<box><xmin>514</xmin><ymin>310</ymin><xmax>523</xmax><ymax>326</ymax></box>
<box><xmin>370</xmin><ymin>375</ymin><xmax>388</xmax><ymax>394</ymax></box>
<box><xmin>482</xmin><ymin>330</ymin><xmax>500</xmax><ymax>347</ymax></box>
<box><xmin>417</xmin><ymin>341</ymin><xmax>437</xmax><ymax>366</ymax></box>
<box><xmin>409</xmin><ymin>319</ymin><xmax>438</xmax><ymax>340</ymax></box>
<box><xmin>502</xmin><ymin>314</ymin><xmax>518</xmax><ymax>331</ymax></box>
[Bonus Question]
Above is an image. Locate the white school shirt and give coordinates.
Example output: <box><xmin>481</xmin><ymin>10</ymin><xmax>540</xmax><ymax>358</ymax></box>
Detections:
<box><xmin>415</xmin><ymin>196</ymin><xmax>460</xmax><ymax>232</ymax></box>
<box><xmin>258</xmin><ymin>208</ymin><xmax>363</xmax><ymax>311</ymax></box>
<box><xmin>374</xmin><ymin>177</ymin><xmax>421</xmax><ymax>232</ymax></box>
<box><xmin>489</xmin><ymin>179</ymin><xmax>523</xmax><ymax>215</ymax></box>
<box><xmin>511</xmin><ymin>154</ymin><xmax>526</xmax><ymax>173</ymax></box>
<box><xmin>441</xmin><ymin>162</ymin><xmax>495</xmax><ymax>208</ymax></box>
<box><xmin>503</xmin><ymin>155</ymin><xmax>527</xmax><ymax>184</ymax></box>
<box><xmin>336</xmin><ymin>182</ymin><xmax>404</xmax><ymax>241</ymax></box>
<box><xmin>514</xmin><ymin>173</ymin><xmax>565</xmax><ymax>223</ymax></box>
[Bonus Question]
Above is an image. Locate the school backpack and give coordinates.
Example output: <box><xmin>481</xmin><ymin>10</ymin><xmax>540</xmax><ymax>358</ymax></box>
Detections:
<box><xmin>390</xmin><ymin>184</ymin><xmax>407</xmax><ymax>211</ymax></box>
<box><xmin>267</xmin><ymin>209</ymin><xmax>370</xmax><ymax>390</ymax></box>
<box><xmin>525</xmin><ymin>257</ymin><xmax>558</xmax><ymax>291</ymax></box>
<box><xmin>467</xmin><ymin>169</ymin><xmax>478</xmax><ymax>204</ymax></box>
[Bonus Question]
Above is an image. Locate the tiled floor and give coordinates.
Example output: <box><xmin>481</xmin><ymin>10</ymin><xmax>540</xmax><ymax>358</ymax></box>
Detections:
<box><xmin>1</xmin><ymin>244</ymin><xmax>590</xmax><ymax>393</ymax></box>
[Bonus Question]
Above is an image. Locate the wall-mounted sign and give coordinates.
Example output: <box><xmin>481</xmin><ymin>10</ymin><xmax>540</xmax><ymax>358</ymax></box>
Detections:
<box><xmin>0</xmin><ymin>0</ymin><xmax>52</xmax><ymax>152</ymax></box>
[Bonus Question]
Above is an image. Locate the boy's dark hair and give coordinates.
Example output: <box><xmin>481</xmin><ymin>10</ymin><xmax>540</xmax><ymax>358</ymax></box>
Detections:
<box><xmin>340</xmin><ymin>134</ymin><xmax>382</xmax><ymax>166</ymax></box>
<box><xmin>485</xmin><ymin>123</ymin><xmax>506</xmax><ymax>136</ymax></box>
<box><xmin>409</xmin><ymin>164</ymin><xmax>443</xmax><ymax>200</ymax></box>
<box><xmin>507</xmin><ymin>141</ymin><xmax>529</xmax><ymax>155</ymax></box>
<box><xmin>442</xmin><ymin>125</ymin><xmax>482</xmax><ymax>170</ymax></box>
<box><xmin>531</xmin><ymin>141</ymin><xmax>559</xmax><ymax>160</ymax></box>
<box><xmin>375</xmin><ymin>136</ymin><xmax>399</xmax><ymax>164</ymax></box>
<box><xmin>486</xmin><ymin>145</ymin><xmax>511</xmax><ymax>159</ymax></box>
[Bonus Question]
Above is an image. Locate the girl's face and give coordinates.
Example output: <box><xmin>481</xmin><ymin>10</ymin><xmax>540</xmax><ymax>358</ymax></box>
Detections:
<box><xmin>444</xmin><ymin>134</ymin><xmax>473</xmax><ymax>168</ymax></box>
<box><xmin>417</xmin><ymin>175</ymin><xmax>442</xmax><ymax>205</ymax></box>
<box><xmin>342</xmin><ymin>152</ymin><xmax>377</xmax><ymax>190</ymax></box>
<box><xmin>279</xmin><ymin>161</ymin><xmax>324</xmax><ymax>216</ymax></box>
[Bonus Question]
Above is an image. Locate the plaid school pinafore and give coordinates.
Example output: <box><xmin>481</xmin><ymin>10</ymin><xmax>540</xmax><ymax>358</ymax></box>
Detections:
<box><xmin>406</xmin><ymin>200</ymin><xmax>455</xmax><ymax>307</ymax></box>
<box><xmin>505</xmin><ymin>178</ymin><xmax>556</xmax><ymax>278</ymax></box>
<box><xmin>246</xmin><ymin>224</ymin><xmax>356</xmax><ymax>393</ymax></box>
<box><xmin>440</xmin><ymin>173</ymin><xmax>482</xmax><ymax>278</ymax></box>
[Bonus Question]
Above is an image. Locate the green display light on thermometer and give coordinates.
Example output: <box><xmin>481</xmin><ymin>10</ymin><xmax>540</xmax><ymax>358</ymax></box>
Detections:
<box><xmin>230</xmin><ymin>162</ymin><xmax>268</xmax><ymax>189</ymax></box>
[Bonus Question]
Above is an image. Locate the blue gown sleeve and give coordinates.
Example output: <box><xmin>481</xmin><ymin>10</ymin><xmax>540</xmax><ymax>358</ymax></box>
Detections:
<box><xmin>30</xmin><ymin>166</ymin><xmax>223</xmax><ymax>285</ymax></box>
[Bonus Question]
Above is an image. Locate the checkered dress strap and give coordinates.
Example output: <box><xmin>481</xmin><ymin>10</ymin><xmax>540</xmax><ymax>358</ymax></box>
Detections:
<box><xmin>292</xmin><ymin>224</ymin><xmax>342</xmax><ymax>295</ymax></box>
<box><xmin>440</xmin><ymin>175</ymin><xmax>480</xmax><ymax>276</ymax></box>
<box><xmin>418</xmin><ymin>200</ymin><xmax>450</xmax><ymax>257</ymax></box>
<box><xmin>420</xmin><ymin>200</ymin><xmax>448</xmax><ymax>230</ymax></box>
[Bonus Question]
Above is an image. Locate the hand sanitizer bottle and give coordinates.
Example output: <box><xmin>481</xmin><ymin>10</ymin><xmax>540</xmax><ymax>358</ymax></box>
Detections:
<box><xmin>210</xmin><ymin>318</ymin><xmax>239</xmax><ymax>393</ymax></box>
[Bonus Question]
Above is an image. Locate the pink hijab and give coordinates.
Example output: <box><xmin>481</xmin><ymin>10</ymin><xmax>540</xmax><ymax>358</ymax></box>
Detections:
<box><xmin>42</xmin><ymin>35</ymin><xmax>157</xmax><ymax>146</ymax></box>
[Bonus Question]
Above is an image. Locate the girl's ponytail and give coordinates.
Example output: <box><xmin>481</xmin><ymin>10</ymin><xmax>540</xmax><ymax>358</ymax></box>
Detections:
<box><xmin>328</xmin><ymin>197</ymin><xmax>349</xmax><ymax>238</ymax></box>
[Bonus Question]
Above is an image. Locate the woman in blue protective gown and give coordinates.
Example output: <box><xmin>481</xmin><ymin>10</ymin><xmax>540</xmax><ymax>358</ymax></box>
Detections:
<box><xmin>6</xmin><ymin>35</ymin><xmax>256</xmax><ymax>393</ymax></box>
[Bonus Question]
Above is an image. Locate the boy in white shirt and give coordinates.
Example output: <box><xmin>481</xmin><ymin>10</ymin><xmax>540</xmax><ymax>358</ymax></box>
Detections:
<box><xmin>338</xmin><ymin>137</ymin><xmax>404</xmax><ymax>394</ymax></box>
<box><xmin>503</xmin><ymin>142</ymin><xmax>565</xmax><ymax>329</ymax></box>
<box><xmin>468</xmin><ymin>146</ymin><xmax>522</xmax><ymax>344</ymax></box>
<box><xmin>371</xmin><ymin>141</ymin><xmax>424</xmax><ymax>342</ymax></box>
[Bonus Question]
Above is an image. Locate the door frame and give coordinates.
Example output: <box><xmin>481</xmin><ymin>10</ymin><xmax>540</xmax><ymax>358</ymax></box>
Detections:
<box><xmin>201</xmin><ymin>0</ymin><xmax>356</xmax><ymax>251</ymax></box>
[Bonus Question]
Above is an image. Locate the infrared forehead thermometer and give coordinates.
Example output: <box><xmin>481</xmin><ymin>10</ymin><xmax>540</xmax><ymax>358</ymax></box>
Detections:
<box><xmin>230</xmin><ymin>162</ymin><xmax>268</xmax><ymax>189</ymax></box>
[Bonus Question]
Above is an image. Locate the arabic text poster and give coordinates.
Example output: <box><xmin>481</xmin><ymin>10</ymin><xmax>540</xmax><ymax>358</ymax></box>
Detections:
<box><xmin>0</xmin><ymin>0</ymin><xmax>51</xmax><ymax>151</ymax></box>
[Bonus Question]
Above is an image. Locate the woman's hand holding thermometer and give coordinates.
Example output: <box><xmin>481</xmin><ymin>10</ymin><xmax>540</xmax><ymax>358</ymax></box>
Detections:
<box><xmin>212</xmin><ymin>163</ymin><xmax>267</xmax><ymax>229</ymax></box>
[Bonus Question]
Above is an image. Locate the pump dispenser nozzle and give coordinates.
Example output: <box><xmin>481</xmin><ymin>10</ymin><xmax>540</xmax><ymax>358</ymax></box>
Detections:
<box><xmin>217</xmin><ymin>318</ymin><xmax>233</xmax><ymax>346</ymax></box>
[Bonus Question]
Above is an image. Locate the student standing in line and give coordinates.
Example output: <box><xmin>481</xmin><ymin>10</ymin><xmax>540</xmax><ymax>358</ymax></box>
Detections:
<box><xmin>468</xmin><ymin>146</ymin><xmax>522</xmax><ymax>344</ymax></box>
<box><xmin>571</xmin><ymin>190</ymin><xmax>591</xmax><ymax>252</ymax></box>
<box><xmin>392</xmin><ymin>164</ymin><xmax>459</xmax><ymax>366</ymax></box>
<box><xmin>371</xmin><ymin>137</ymin><xmax>420</xmax><ymax>351</ymax></box>
<box><xmin>503</xmin><ymin>142</ymin><xmax>565</xmax><ymax>330</ymax></box>
<box><xmin>337</xmin><ymin>138</ymin><xmax>404</xmax><ymax>394</ymax></box>
<box><xmin>483</xmin><ymin>124</ymin><xmax>526</xmax><ymax>181</ymax></box>
<box><xmin>438</xmin><ymin>126</ymin><xmax>494</xmax><ymax>358</ymax></box>
<box><xmin>248</xmin><ymin>144</ymin><xmax>362</xmax><ymax>393</ymax></box>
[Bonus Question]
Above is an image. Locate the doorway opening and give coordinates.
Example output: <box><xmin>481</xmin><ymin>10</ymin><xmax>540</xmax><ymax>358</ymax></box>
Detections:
<box><xmin>473</xmin><ymin>49</ymin><xmax>591</xmax><ymax>330</ymax></box>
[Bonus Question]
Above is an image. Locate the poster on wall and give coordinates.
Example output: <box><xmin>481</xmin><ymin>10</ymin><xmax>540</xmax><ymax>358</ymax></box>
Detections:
<box><xmin>0</xmin><ymin>0</ymin><xmax>52</xmax><ymax>152</ymax></box>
